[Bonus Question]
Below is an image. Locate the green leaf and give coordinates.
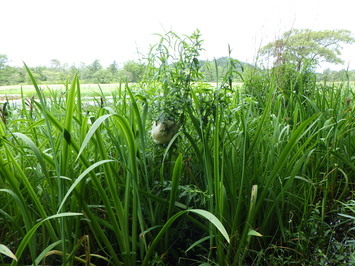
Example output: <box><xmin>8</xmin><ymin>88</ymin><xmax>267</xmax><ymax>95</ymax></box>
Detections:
<box><xmin>338</xmin><ymin>213</ymin><xmax>355</xmax><ymax>220</ymax></box>
<box><xmin>188</xmin><ymin>209</ymin><xmax>230</xmax><ymax>244</ymax></box>
<box><xmin>33</xmin><ymin>240</ymin><xmax>61</xmax><ymax>266</ymax></box>
<box><xmin>185</xmin><ymin>235</ymin><xmax>215</xmax><ymax>253</ymax></box>
<box><xmin>167</xmin><ymin>154</ymin><xmax>183</xmax><ymax>219</ymax></box>
<box><xmin>57</xmin><ymin>159</ymin><xmax>114</xmax><ymax>213</ymax></box>
<box><xmin>76</xmin><ymin>114</ymin><xmax>113</xmax><ymax>161</ymax></box>
<box><xmin>12</xmin><ymin>132</ymin><xmax>48</xmax><ymax>177</ymax></box>
<box><xmin>0</xmin><ymin>244</ymin><xmax>17</xmax><ymax>261</ymax></box>
<box><xmin>142</xmin><ymin>208</ymin><xmax>229</xmax><ymax>266</ymax></box>
<box><xmin>11</xmin><ymin>213</ymin><xmax>82</xmax><ymax>266</ymax></box>
<box><xmin>248</xmin><ymin>229</ymin><xmax>263</xmax><ymax>237</ymax></box>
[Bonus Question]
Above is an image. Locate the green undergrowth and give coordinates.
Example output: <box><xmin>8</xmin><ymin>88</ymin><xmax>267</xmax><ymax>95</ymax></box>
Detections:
<box><xmin>0</xmin><ymin>32</ymin><xmax>354</xmax><ymax>265</ymax></box>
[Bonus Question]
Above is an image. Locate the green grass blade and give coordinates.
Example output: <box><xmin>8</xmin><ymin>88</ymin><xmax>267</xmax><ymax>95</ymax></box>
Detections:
<box><xmin>33</xmin><ymin>240</ymin><xmax>61</xmax><ymax>266</ymax></box>
<box><xmin>57</xmin><ymin>159</ymin><xmax>114</xmax><ymax>213</ymax></box>
<box><xmin>76</xmin><ymin>114</ymin><xmax>113</xmax><ymax>160</ymax></box>
<box><xmin>11</xmin><ymin>213</ymin><xmax>82</xmax><ymax>266</ymax></box>
<box><xmin>31</xmin><ymin>98</ymin><xmax>122</xmax><ymax>265</ymax></box>
<box><xmin>167</xmin><ymin>154</ymin><xmax>183</xmax><ymax>220</ymax></box>
<box><xmin>0</xmin><ymin>244</ymin><xmax>18</xmax><ymax>262</ymax></box>
<box><xmin>12</xmin><ymin>132</ymin><xmax>49</xmax><ymax>177</ymax></box>
<box><xmin>185</xmin><ymin>235</ymin><xmax>215</xmax><ymax>254</ymax></box>
<box><xmin>188</xmin><ymin>209</ymin><xmax>230</xmax><ymax>244</ymax></box>
<box><xmin>165</xmin><ymin>154</ymin><xmax>183</xmax><ymax>248</ymax></box>
<box><xmin>2</xmin><ymin>144</ymin><xmax>57</xmax><ymax>240</ymax></box>
<box><xmin>62</xmin><ymin>75</ymin><xmax>78</xmax><ymax>175</ymax></box>
<box><xmin>142</xmin><ymin>208</ymin><xmax>229</xmax><ymax>265</ymax></box>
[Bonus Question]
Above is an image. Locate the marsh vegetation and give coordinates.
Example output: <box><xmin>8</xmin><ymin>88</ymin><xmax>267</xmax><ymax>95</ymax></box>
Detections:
<box><xmin>0</xmin><ymin>30</ymin><xmax>354</xmax><ymax>265</ymax></box>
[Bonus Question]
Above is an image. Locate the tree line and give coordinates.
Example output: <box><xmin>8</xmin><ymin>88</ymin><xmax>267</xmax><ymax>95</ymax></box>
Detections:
<box><xmin>2</xmin><ymin>28</ymin><xmax>355</xmax><ymax>87</ymax></box>
<box><xmin>0</xmin><ymin>55</ymin><xmax>146</xmax><ymax>85</ymax></box>
<box><xmin>0</xmin><ymin>54</ymin><xmax>252</xmax><ymax>86</ymax></box>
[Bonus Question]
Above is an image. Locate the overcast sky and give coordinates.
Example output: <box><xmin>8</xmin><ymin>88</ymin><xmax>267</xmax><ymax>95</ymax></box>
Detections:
<box><xmin>1</xmin><ymin>0</ymin><xmax>355</xmax><ymax>71</ymax></box>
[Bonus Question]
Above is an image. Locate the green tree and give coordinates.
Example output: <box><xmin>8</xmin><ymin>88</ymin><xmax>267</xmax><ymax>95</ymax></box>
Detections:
<box><xmin>83</xmin><ymin>59</ymin><xmax>103</xmax><ymax>80</ymax></box>
<box><xmin>108</xmin><ymin>61</ymin><xmax>119</xmax><ymax>74</ymax></box>
<box><xmin>0</xmin><ymin>54</ymin><xmax>8</xmax><ymax>70</ymax></box>
<box><xmin>79</xmin><ymin>60</ymin><xmax>101</xmax><ymax>81</ymax></box>
<box><xmin>92</xmin><ymin>69</ymin><xmax>113</xmax><ymax>83</ymax></box>
<box><xmin>259</xmin><ymin>29</ymin><xmax>355</xmax><ymax>70</ymax></box>
<box><xmin>88</xmin><ymin>59</ymin><xmax>102</xmax><ymax>73</ymax></box>
<box><xmin>6</xmin><ymin>66</ymin><xmax>26</xmax><ymax>84</ymax></box>
<box><xmin>0</xmin><ymin>55</ymin><xmax>9</xmax><ymax>85</ymax></box>
<box><xmin>50</xmin><ymin>59</ymin><xmax>61</xmax><ymax>70</ymax></box>
<box><xmin>121</xmin><ymin>60</ymin><xmax>145</xmax><ymax>82</ymax></box>
<box><xmin>108</xmin><ymin>61</ymin><xmax>120</xmax><ymax>82</ymax></box>
<box><xmin>0</xmin><ymin>55</ymin><xmax>21</xmax><ymax>85</ymax></box>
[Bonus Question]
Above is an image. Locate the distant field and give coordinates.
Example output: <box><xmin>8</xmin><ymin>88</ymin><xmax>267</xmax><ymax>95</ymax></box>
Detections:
<box><xmin>0</xmin><ymin>81</ymin><xmax>352</xmax><ymax>102</ymax></box>
<box><xmin>0</xmin><ymin>82</ymin><xmax>243</xmax><ymax>101</ymax></box>
<box><xmin>0</xmin><ymin>83</ymin><xmax>128</xmax><ymax>100</ymax></box>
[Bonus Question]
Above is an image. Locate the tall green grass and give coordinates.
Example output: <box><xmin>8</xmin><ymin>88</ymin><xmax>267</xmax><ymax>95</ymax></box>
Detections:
<box><xmin>0</xmin><ymin>33</ymin><xmax>354</xmax><ymax>265</ymax></box>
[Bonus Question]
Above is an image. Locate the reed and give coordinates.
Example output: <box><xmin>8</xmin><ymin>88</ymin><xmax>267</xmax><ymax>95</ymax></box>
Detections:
<box><xmin>0</xmin><ymin>32</ymin><xmax>353</xmax><ymax>265</ymax></box>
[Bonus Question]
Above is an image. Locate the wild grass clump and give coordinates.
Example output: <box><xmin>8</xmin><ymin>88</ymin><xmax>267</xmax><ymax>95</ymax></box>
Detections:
<box><xmin>0</xmin><ymin>31</ymin><xmax>354</xmax><ymax>265</ymax></box>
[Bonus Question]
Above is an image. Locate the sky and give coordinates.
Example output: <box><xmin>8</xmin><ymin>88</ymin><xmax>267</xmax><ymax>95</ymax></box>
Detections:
<box><xmin>1</xmin><ymin>0</ymin><xmax>355</xmax><ymax>71</ymax></box>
